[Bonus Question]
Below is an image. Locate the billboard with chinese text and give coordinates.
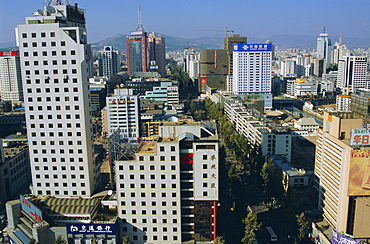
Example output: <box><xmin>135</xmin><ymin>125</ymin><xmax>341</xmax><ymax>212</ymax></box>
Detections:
<box><xmin>20</xmin><ymin>195</ymin><xmax>43</xmax><ymax>223</ymax></box>
<box><xmin>332</xmin><ymin>229</ymin><xmax>360</xmax><ymax>244</ymax></box>
<box><xmin>351</xmin><ymin>128</ymin><xmax>370</xmax><ymax>146</ymax></box>
<box><xmin>233</xmin><ymin>44</ymin><xmax>272</xmax><ymax>52</ymax></box>
<box><xmin>348</xmin><ymin>150</ymin><xmax>370</xmax><ymax>196</ymax></box>
<box><xmin>66</xmin><ymin>223</ymin><xmax>116</xmax><ymax>235</ymax></box>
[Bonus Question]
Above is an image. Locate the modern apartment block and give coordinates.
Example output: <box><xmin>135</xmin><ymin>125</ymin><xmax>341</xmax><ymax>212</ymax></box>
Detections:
<box><xmin>337</xmin><ymin>55</ymin><xmax>368</xmax><ymax>95</ymax></box>
<box><xmin>316</xmin><ymin>31</ymin><xmax>331</xmax><ymax>64</ymax></box>
<box><xmin>233</xmin><ymin>44</ymin><xmax>273</xmax><ymax>109</ymax></box>
<box><xmin>106</xmin><ymin>88</ymin><xmax>139</xmax><ymax>139</ymax></box>
<box><xmin>115</xmin><ymin>120</ymin><xmax>219</xmax><ymax>243</ymax></box>
<box><xmin>97</xmin><ymin>46</ymin><xmax>121</xmax><ymax>78</ymax></box>
<box><xmin>0</xmin><ymin>51</ymin><xmax>23</xmax><ymax>102</ymax></box>
<box><xmin>315</xmin><ymin>112</ymin><xmax>370</xmax><ymax>242</ymax></box>
<box><xmin>16</xmin><ymin>3</ymin><xmax>99</xmax><ymax>198</ymax></box>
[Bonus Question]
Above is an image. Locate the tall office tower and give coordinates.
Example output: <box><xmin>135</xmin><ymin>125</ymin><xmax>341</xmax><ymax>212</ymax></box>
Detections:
<box><xmin>233</xmin><ymin>43</ymin><xmax>273</xmax><ymax>108</ymax></box>
<box><xmin>17</xmin><ymin>2</ymin><xmax>99</xmax><ymax>198</ymax></box>
<box><xmin>337</xmin><ymin>55</ymin><xmax>368</xmax><ymax>95</ymax></box>
<box><xmin>126</xmin><ymin>31</ymin><xmax>148</xmax><ymax>75</ymax></box>
<box><xmin>331</xmin><ymin>34</ymin><xmax>349</xmax><ymax>64</ymax></box>
<box><xmin>0</xmin><ymin>51</ymin><xmax>23</xmax><ymax>102</ymax></box>
<box><xmin>224</xmin><ymin>34</ymin><xmax>247</xmax><ymax>75</ymax></box>
<box><xmin>126</xmin><ymin>6</ymin><xmax>148</xmax><ymax>75</ymax></box>
<box><xmin>315</xmin><ymin>112</ymin><xmax>370</xmax><ymax>242</ymax></box>
<box><xmin>316</xmin><ymin>30</ymin><xmax>332</xmax><ymax>63</ymax></box>
<box><xmin>116</xmin><ymin>120</ymin><xmax>219</xmax><ymax>243</ymax></box>
<box><xmin>148</xmin><ymin>32</ymin><xmax>166</xmax><ymax>77</ymax></box>
<box><xmin>184</xmin><ymin>48</ymin><xmax>198</xmax><ymax>73</ymax></box>
<box><xmin>106</xmin><ymin>88</ymin><xmax>139</xmax><ymax>139</ymax></box>
<box><xmin>97</xmin><ymin>46</ymin><xmax>121</xmax><ymax>78</ymax></box>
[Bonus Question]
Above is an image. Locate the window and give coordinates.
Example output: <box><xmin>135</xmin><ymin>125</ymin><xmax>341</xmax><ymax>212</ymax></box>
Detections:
<box><xmin>51</xmin><ymin>41</ymin><xmax>56</xmax><ymax>46</ymax></box>
<box><xmin>50</xmin><ymin>32</ymin><xmax>55</xmax><ymax>37</ymax></box>
<box><xmin>23</xmin><ymin>43</ymin><xmax>28</xmax><ymax>47</ymax></box>
<box><xmin>71</xmin><ymin>50</ymin><xmax>76</xmax><ymax>55</ymax></box>
<box><xmin>160</xmin><ymin>156</ymin><xmax>165</xmax><ymax>161</ymax></box>
<box><xmin>61</xmin><ymin>41</ymin><xmax>66</xmax><ymax>46</ymax></box>
<box><xmin>171</xmin><ymin>156</ymin><xmax>176</xmax><ymax>161</ymax></box>
<box><xmin>160</xmin><ymin>146</ymin><xmax>165</xmax><ymax>152</ymax></box>
<box><xmin>203</xmin><ymin>155</ymin><xmax>208</xmax><ymax>160</ymax></box>
<box><xmin>171</xmin><ymin>146</ymin><xmax>175</xmax><ymax>151</ymax></box>
<box><xmin>22</xmin><ymin>33</ymin><xmax>27</xmax><ymax>38</ymax></box>
<box><xmin>32</xmin><ymin>33</ymin><xmax>36</xmax><ymax>38</ymax></box>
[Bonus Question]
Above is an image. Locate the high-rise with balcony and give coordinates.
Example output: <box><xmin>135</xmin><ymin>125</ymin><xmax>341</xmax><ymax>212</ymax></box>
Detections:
<box><xmin>16</xmin><ymin>2</ymin><xmax>99</xmax><ymax>198</ymax></box>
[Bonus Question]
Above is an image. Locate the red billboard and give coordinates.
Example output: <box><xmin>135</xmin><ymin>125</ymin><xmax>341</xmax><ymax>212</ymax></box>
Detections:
<box><xmin>0</xmin><ymin>51</ymin><xmax>18</xmax><ymax>56</ymax></box>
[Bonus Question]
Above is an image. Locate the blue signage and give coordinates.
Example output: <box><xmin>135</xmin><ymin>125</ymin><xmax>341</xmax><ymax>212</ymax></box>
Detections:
<box><xmin>20</xmin><ymin>195</ymin><xmax>43</xmax><ymax>223</ymax></box>
<box><xmin>66</xmin><ymin>223</ymin><xmax>116</xmax><ymax>235</ymax></box>
<box><xmin>234</xmin><ymin>44</ymin><xmax>272</xmax><ymax>52</ymax></box>
<box><xmin>8</xmin><ymin>236</ymin><xmax>16</xmax><ymax>244</ymax></box>
<box><xmin>332</xmin><ymin>229</ymin><xmax>360</xmax><ymax>244</ymax></box>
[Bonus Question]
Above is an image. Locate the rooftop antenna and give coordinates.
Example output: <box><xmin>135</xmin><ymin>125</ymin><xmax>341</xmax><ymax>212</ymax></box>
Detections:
<box><xmin>136</xmin><ymin>5</ymin><xmax>144</xmax><ymax>31</ymax></box>
<box><xmin>44</xmin><ymin>0</ymin><xmax>72</xmax><ymax>6</ymax></box>
<box><xmin>323</xmin><ymin>26</ymin><xmax>326</xmax><ymax>33</ymax></box>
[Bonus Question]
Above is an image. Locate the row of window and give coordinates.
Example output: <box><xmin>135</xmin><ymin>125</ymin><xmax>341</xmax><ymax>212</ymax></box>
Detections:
<box><xmin>32</xmin><ymin>148</ymin><xmax>84</xmax><ymax>154</ymax></box>
<box><xmin>120</xmin><ymin>174</ymin><xmax>176</xmax><ymax>180</ymax></box>
<box><xmin>119</xmin><ymin>183</ymin><xmax>177</xmax><ymax>189</ymax></box>
<box><xmin>28</xmin><ymin>105</ymin><xmax>81</xmax><ymax>111</ymax></box>
<box><xmin>37</xmin><ymin>190</ymin><xmax>87</xmax><ymax>196</ymax></box>
<box><xmin>23</xmin><ymin>50</ymin><xmax>76</xmax><ymax>57</ymax></box>
<box><xmin>120</xmin><ymin>233</ymin><xmax>178</xmax><ymax>242</ymax></box>
<box><xmin>119</xmin><ymin>164</ymin><xmax>177</xmax><ymax>171</ymax></box>
<box><xmin>121</xmin><ymin>200</ymin><xmax>177</xmax><ymax>207</ymax></box>
<box><xmin>28</xmin><ymin>96</ymin><xmax>79</xmax><ymax>103</ymax></box>
<box><xmin>120</xmin><ymin>191</ymin><xmax>177</xmax><ymax>198</ymax></box>
<box><xmin>23</xmin><ymin>41</ymin><xmax>66</xmax><ymax>48</ymax></box>
<box><xmin>36</xmin><ymin>174</ymin><xmax>85</xmax><ymax>179</ymax></box>
<box><xmin>30</xmin><ymin>114</ymin><xmax>80</xmax><ymax>120</ymax></box>
<box><xmin>25</xmin><ymin>59</ymin><xmax>76</xmax><ymax>66</ymax></box>
<box><xmin>25</xmin><ymin>68</ymin><xmax>77</xmax><ymax>75</ymax></box>
<box><xmin>122</xmin><ymin>209</ymin><xmax>178</xmax><ymax>215</ymax></box>
<box><xmin>22</xmin><ymin>32</ymin><xmax>56</xmax><ymax>38</ymax></box>
<box><xmin>126</xmin><ymin>226</ymin><xmax>178</xmax><ymax>233</ymax></box>
<box><xmin>35</xmin><ymin>165</ymin><xmax>84</xmax><ymax>171</ymax></box>
<box><xmin>33</xmin><ymin>157</ymin><xmax>84</xmax><ymax>163</ymax></box>
<box><xmin>26</xmin><ymin>78</ymin><xmax>79</xmax><ymax>84</ymax></box>
<box><xmin>36</xmin><ymin>182</ymin><xmax>85</xmax><ymax>187</ymax></box>
<box><xmin>123</xmin><ymin>217</ymin><xmax>179</xmax><ymax>225</ymax></box>
<box><xmin>26</xmin><ymin>87</ymin><xmax>79</xmax><ymax>93</ymax></box>
<box><xmin>31</xmin><ymin>131</ymin><xmax>82</xmax><ymax>138</ymax></box>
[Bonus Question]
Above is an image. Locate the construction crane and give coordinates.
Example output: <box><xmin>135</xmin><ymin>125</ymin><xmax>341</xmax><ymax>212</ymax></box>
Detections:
<box><xmin>198</xmin><ymin>27</ymin><xmax>234</xmax><ymax>37</ymax></box>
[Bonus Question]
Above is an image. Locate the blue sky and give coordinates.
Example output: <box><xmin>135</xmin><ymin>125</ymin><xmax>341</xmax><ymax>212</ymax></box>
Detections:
<box><xmin>1</xmin><ymin>0</ymin><xmax>370</xmax><ymax>44</ymax></box>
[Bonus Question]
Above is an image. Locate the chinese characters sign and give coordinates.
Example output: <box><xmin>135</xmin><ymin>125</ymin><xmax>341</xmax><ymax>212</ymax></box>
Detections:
<box><xmin>332</xmin><ymin>229</ymin><xmax>360</xmax><ymax>244</ymax></box>
<box><xmin>66</xmin><ymin>223</ymin><xmax>116</xmax><ymax>235</ymax></box>
<box><xmin>20</xmin><ymin>195</ymin><xmax>43</xmax><ymax>223</ymax></box>
<box><xmin>348</xmin><ymin>150</ymin><xmax>370</xmax><ymax>196</ymax></box>
<box><xmin>351</xmin><ymin>128</ymin><xmax>370</xmax><ymax>146</ymax></box>
<box><xmin>234</xmin><ymin>44</ymin><xmax>272</xmax><ymax>52</ymax></box>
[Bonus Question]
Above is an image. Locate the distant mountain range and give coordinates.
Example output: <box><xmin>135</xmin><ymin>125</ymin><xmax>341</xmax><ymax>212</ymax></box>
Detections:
<box><xmin>2</xmin><ymin>34</ymin><xmax>369</xmax><ymax>53</ymax></box>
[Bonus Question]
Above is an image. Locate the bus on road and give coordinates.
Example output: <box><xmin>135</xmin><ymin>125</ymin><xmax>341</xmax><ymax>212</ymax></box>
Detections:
<box><xmin>266</xmin><ymin>226</ymin><xmax>277</xmax><ymax>242</ymax></box>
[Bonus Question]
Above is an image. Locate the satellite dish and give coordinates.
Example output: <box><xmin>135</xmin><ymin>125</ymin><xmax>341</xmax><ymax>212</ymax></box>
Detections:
<box><xmin>46</xmin><ymin>6</ymin><xmax>56</xmax><ymax>13</ymax></box>
<box><xmin>37</xmin><ymin>9</ymin><xmax>44</xmax><ymax>15</ymax></box>
<box><xmin>32</xmin><ymin>12</ymin><xmax>40</xmax><ymax>16</ymax></box>
<box><xmin>107</xmin><ymin>190</ymin><xmax>113</xmax><ymax>196</ymax></box>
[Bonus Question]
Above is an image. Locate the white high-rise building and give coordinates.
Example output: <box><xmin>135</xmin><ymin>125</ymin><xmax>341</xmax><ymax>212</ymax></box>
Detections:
<box><xmin>116</xmin><ymin>120</ymin><xmax>219</xmax><ymax>243</ymax></box>
<box><xmin>97</xmin><ymin>46</ymin><xmax>121</xmax><ymax>78</ymax></box>
<box><xmin>0</xmin><ymin>51</ymin><xmax>23</xmax><ymax>102</ymax></box>
<box><xmin>106</xmin><ymin>88</ymin><xmax>139</xmax><ymax>139</ymax></box>
<box><xmin>316</xmin><ymin>31</ymin><xmax>332</xmax><ymax>63</ymax></box>
<box><xmin>233</xmin><ymin>43</ymin><xmax>273</xmax><ymax>108</ymax></box>
<box><xmin>17</xmin><ymin>3</ymin><xmax>99</xmax><ymax>198</ymax></box>
<box><xmin>337</xmin><ymin>55</ymin><xmax>368</xmax><ymax>94</ymax></box>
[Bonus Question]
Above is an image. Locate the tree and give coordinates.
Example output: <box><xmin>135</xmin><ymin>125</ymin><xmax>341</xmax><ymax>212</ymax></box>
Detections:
<box><xmin>296</xmin><ymin>212</ymin><xmax>309</xmax><ymax>243</ymax></box>
<box><xmin>54</xmin><ymin>235</ymin><xmax>67</xmax><ymax>244</ymax></box>
<box><xmin>241</xmin><ymin>211</ymin><xmax>261</xmax><ymax>244</ymax></box>
<box><xmin>122</xmin><ymin>235</ymin><xmax>132</xmax><ymax>244</ymax></box>
<box><xmin>91</xmin><ymin>238</ymin><xmax>98</xmax><ymax>244</ymax></box>
<box><xmin>214</xmin><ymin>236</ymin><xmax>226</xmax><ymax>244</ymax></box>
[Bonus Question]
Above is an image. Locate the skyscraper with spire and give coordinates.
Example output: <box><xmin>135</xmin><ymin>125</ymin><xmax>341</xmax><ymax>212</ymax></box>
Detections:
<box><xmin>126</xmin><ymin>6</ymin><xmax>148</xmax><ymax>75</ymax></box>
<box><xmin>316</xmin><ymin>28</ymin><xmax>332</xmax><ymax>64</ymax></box>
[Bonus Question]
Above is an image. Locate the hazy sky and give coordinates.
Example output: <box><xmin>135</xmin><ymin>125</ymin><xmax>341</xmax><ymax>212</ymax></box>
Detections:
<box><xmin>1</xmin><ymin>0</ymin><xmax>370</xmax><ymax>44</ymax></box>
